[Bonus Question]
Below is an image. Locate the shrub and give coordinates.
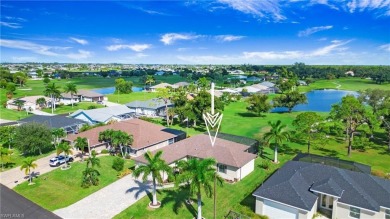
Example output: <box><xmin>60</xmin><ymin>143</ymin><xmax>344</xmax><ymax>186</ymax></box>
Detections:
<box><xmin>88</xmin><ymin>105</ymin><xmax>97</xmax><ymax>110</ymax></box>
<box><xmin>261</xmin><ymin>160</ymin><xmax>271</xmax><ymax>170</ymax></box>
<box><xmin>372</xmin><ymin>169</ymin><xmax>385</xmax><ymax>178</ymax></box>
<box><xmin>117</xmin><ymin>169</ymin><xmax>132</xmax><ymax>178</ymax></box>
<box><xmin>125</xmin><ymin>154</ymin><xmax>131</xmax><ymax>159</ymax></box>
<box><xmin>112</xmin><ymin>157</ymin><xmax>125</xmax><ymax>172</ymax></box>
<box><xmin>101</xmin><ymin>149</ymin><xmax>109</xmax><ymax>154</ymax></box>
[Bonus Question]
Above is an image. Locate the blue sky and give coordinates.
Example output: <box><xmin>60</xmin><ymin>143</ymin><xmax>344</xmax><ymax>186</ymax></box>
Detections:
<box><xmin>1</xmin><ymin>0</ymin><xmax>389</xmax><ymax>65</ymax></box>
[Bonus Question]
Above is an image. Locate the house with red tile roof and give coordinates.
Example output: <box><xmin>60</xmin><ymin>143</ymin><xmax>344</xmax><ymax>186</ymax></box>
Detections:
<box><xmin>134</xmin><ymin>134</ymin><xmax>257</xmax><ymax>181</ymax></box>
<box><xmin>66</xmin><ymin>119</ymin><xmax>186</xmax><ymax>156</ymax></box>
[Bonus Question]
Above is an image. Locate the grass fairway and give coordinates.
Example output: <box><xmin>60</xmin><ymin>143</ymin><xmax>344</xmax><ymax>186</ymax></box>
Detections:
<box><xmin>107</xmin><ymin>92</ymin><xmax>158</xmax><ymax>104</ymax></box>
<box><xmin>41</xmin><ymin>102</ymin><xmax>105</xmax><ymax>115</ymax></box>
<box><xmin>299</xmin><ymin>78</ymin><xmax>390</xmax><ymax>92</ymax></box>
<box><xmin>14</xmin><ymin>156</ymin><xmax>134</xmax><ymax>211</ymax></box>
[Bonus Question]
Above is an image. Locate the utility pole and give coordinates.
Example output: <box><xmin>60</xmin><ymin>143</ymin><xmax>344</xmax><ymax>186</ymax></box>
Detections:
<box><xmin>214</xmin><ymin>171</ymin><xmax>216</xmax><ymax>219</ymax></box>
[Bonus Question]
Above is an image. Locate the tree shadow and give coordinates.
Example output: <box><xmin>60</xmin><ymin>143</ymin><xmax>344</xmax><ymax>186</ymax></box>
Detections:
<box><xmin>4</xmin><ymin>162</ymin><xmax>16</xmax><ymax>168</ymax></box>
<box><xmin>236</xmin><ymin>112</ymin><xmax>263</xmax><ymax>118</ymax></box>
<box><xmin>277</xmin><ymin>144</ymin><xmax>300</xmax><ymax>156</ymax></box>
<box><xmin>126</xmin><ymin>180</ymin><xmax>153</xmax><ymax>201</ymax></box>
<box><xmin>161</xmin><ymin>188</ymin><xmax>197</xmax><ymax>217</ymax></box>
<box><xmin>315</xmin><ymin>147</ymin><xmax>339</xmax><ymax>157</ymax></box>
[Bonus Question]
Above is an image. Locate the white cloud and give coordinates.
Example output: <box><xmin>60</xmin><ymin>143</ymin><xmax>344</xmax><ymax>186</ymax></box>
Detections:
<box><xmin>66</xmin><ymin>50</ymin><xmax>92</xmax><ymax>59</ymax></box>
<box><xmin>215</xmin><ymin>35</ymin><xmax>245</xmax><ymax>42</ymax></box>
<box><xmin>0</xmin><ymin>21</ymin><xmax>22</xmax><ymax>29</ymax></box>
<box><xmin>298</xmin><ymin>25</ymin><xmax>333</xmax><ymax>37</ymax></box>
<box><xmin>4</xmin><ymin>16</ymin><xmax>27</xmax><ymax>22</ymax></box>
<box><xmin>310</xmin><ymin>40</ymin><xmax>351</xmax><ymax>56</ymax></box>
<box><xmin>243</xmin><ymin>51</ymin><xmax>303</xmax><ymax>59</ymax></box>
<box><xmin>160</xmin><ymin>33</ymin><xmax>201</xmax><ymax>45</ymax></box>
<box><xmin>69</xmin><ymin>37</ymin><xmax>88</xmax><ymax>45</ymax></box>
<box><xmin>346</xmin><ymin>0</ymin><xmax>390</xmax><ymax>15</ymax></box>
<box><xmin>216</xmin><ymin>0</ymin><xmax>286</xmax><ymax>21</ymax></box>
<box><xmin>0</xmin><ymin>39</ymin><xmax>91</xmax><ymax>59</ymax></box>
<box><xmin>379</xmin><ymin>43</ymin><xmax>390</xmax><ymax>52</ymax></box>
<box><xmin>106</xmin><ymin>44</ymin><xmax>152</xmax><ymax>52</ymax></box>
<box><xmin>11</xmin><ymin>56</ymin><xmax>37</xmax><ymax>62</ymax></box>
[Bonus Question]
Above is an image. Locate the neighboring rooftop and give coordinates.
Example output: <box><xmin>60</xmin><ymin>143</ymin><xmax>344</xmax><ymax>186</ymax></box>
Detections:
<box><xmin>150</xmin><ymin>83</ymin><xmax>174</xmax><ymax>89</ymax></box>
<box><xmin>70</xmin><ymin>105</ymin><xmax>134</xmax><ymax>123</ymax></box>
<box><xmin>134</xmin><ymin>134</ymin><xmax>257</xmax><ymax>168</ymax></box>
<box><xmin>253</xmin><ymin>161</ymin><xmax>390</xmax><ymax>212</ymax></box>
<box><xmin>66</xmin><ymin>119</ymin><xmax>177</xmax><ymax>150</ymax></box>
<box><xmin>77</xmin><ymin>89</ymin><xmax>105</xmax><ymax>97</ymax></box>
<box><xmin>125</xmin><ymin>98</ymin><xmax>172</xmax><ymax>109</ymax></box>
<box><xmin>19</xmin><ymin>115</ymin><xmax>86</xmax><ymax>129</ymax></box>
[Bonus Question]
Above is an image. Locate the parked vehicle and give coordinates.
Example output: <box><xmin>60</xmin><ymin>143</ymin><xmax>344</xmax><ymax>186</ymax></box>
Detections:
<box><xmin>49</xmin><ymin>155</ymin><xmax>74</xmax><ymax>167</ymax></box>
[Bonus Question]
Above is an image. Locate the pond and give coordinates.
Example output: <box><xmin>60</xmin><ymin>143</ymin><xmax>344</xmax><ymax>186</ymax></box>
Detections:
<box><xmin>272</xmin><ymin>89</ymin><xmax>359</xmax><ymax>113</ymax></box>
<box><xmin>92</xmin><ymin>86</ymin><xmax>144</xmax><ymax>95</ymax></box>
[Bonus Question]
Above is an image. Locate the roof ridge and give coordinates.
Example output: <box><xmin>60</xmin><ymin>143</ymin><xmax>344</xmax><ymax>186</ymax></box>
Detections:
<box><xmin>289</xmin><ymin>171</ymin><xmax>312</xmax><ymax>210</ymax></box>
<box><xmin>337</xmin><ymin>169</ymin><xmax>379</xmax><ymax>210</ymax></box>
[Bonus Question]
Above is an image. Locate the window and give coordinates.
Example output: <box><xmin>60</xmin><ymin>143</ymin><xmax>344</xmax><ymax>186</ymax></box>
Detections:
<box><xmin>385</xmin><ymin>209</ymin><xmax>390</xmax><ymax>219</ymax></box>
<box><xmin>168</xmin><ymin>138</ymin><xmax>174</xmax><ymax>144</ymax></box>
<box><xmin>218</xmin><ymin>164</ymin><xmax>227</xmax><ymax>174</ymax></box>
<box><xmin>349</xmin><ymin>207</ymin><xmax>360</xmax><ymax>219</ymax></box>
<box><xmin>320</xmin><ymin>194</ymin><xmax>333</xmax><ymax>209</ymax></box>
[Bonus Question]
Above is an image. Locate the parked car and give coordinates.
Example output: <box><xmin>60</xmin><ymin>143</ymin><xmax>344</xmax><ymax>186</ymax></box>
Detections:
<box><xmin>97</xmin><ymin>100</ymin><xmax>104</xmax><ymax>104</ymax></box>
<box><xmin>49</xmin><ymin>155</ymin><xmax>74</xmax><ymax>167</ymax></box>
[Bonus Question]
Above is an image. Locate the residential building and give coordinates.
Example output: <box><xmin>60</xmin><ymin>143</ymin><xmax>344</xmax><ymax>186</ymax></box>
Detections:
<box><xmin>134</xmin><ymin>134</ymin><xmax>258</xmax><ymax>181</ymax></box>
<box><xmin>6</xmin><ymin>96</ymin><xmax>49</xmax><ymax>111</ymax></box>
<box><xmin>70</xmin><ymin>105</ymin><xmax>134</xmax><ymax>124</ymax></box>
<box><xmin>18</xmin><ymin>115</ymin><xmax>86</xmax><ymax>134</ymax></box>
<box><xmin>149</xmin><ymin>83</ymin><xmax>175</xmax><ymax>92</ymax></box>
<box><xmin>173</xmin><ymin>81</ymin><xmax>190</xmax><ymax>87</ymax></box>
<box><xmin>66</xmin><ymin>119</ymin><xmax>186</xmax><ymax>156</ymax></box>
<box><xmin>259</xmin><ymin>81</ymin><xmax>277</xmax><ymax>93</ymax></box>
<box><xmin>252</xmin><ymin>161</ymin><xmax>390</xmax><ymax>219</ymax></box>
<box><xmin>125</xmin><ymin>98</ymin><xmax>173</xmax><ymax>117</ymax></box>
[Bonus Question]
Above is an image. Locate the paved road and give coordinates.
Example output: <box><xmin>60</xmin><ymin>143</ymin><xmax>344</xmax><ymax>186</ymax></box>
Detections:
<box><xmin>0</xmin><ymin>184</ymin><xmax>61</xmax><ymax>219</ymax></box>
<box><xmin>0</xmin><ymin>150</ymin><xmax>80</xmax><ymax>189</ymax></box>
<box><xmin>31</xmin><ymin>109</ymin><xmax>54</xmax><ymax>116</ymax></box>
<box><xmin>54</xmin><ymin>175</ymin><xmax>151</xmax><ymax>219</ymax></box>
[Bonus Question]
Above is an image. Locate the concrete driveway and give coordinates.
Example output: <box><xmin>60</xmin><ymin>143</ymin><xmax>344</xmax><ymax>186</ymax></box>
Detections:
<box><xmin>0</xmin><ymin>150</ymin><xmax>80</xmax><ymax>189</ymax></box>
<box><xmin>54</xmin><ymin>175</ymin><xmax>151</xmax><ymax>219</ymax></box>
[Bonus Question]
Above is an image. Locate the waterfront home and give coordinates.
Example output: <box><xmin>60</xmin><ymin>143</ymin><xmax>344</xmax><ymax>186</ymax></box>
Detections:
<box><xmin>59</xmin><ymin>89</ymin><xmax>106</xmax><ymax>105</ymax></box>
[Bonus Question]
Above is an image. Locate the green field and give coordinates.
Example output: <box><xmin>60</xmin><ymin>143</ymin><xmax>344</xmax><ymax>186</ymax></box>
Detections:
<box><xmin>299</xmin><ymin>78</ymin><xmax>390</xmax><ymax>92</ymax></box>
<box><xmin>107</xmin><ymin>92</ymin><xmax>158</xmax><ymax>104</ymax></box>
<box><xmin>14</xmin><ymin>156</ymin><xmax>134</xmax><ymax>211</ymax></box>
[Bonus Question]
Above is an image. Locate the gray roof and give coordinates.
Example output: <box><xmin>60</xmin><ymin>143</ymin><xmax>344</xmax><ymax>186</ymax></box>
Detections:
<box><xmin>173</xmin><ymin>82</ymin><xmax>190</xmax><ymax>87</ymax></box>
<box><xmin>70</xmin><ymin>105</ymin><xmax>133</xmax><ymax>123</ymax></box>
<box><xmin>259</xmin><ymin>81</ymin><xmax>275</xmax><ymax>87</ymax></box>
<box><xmin>125</xmin><ymin>98</ymin><xmax>173</xmax><ymax>110</ymax></box>
<box><xmin>19</xmin><ymin>115</ymin><xmax>86</xmax><ymax>129</ymax></box>
<box><xmin>253</xmin><ymin>161</ymin><xmax>390</xmax><ymax>212</ymax></box>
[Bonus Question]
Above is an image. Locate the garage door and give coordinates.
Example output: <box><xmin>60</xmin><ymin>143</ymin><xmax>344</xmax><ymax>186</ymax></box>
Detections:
<box><xmin>263</xmin><ymin>199</ymin><xmax>298</xmax><ymax>219</ymax></box>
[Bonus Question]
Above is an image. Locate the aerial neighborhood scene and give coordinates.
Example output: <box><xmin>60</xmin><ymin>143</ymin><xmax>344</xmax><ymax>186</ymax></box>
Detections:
<box><xmin>1</xmin><ymin>1</ymin><xmax>390</xmax><ymax>219</ymax></box>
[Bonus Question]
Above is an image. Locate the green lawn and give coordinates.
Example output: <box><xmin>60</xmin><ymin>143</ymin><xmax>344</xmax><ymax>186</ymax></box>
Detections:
<box><xmin>0</xmin><ymin>148</ymin><xmax>55</xmax><ymax>172</ymax></box>
<box><xmin>107</xmin><ymin>92</ymin><xmax>158</xmax><ymax>104</ymax></box>
<box><xmin>0</xmin><ymin>108</ymin><xmax>32</xmax><ymax>121</ymax></box>
<box><xmin>14</xmin><ymin>156</ymin><xmax>134</xmax><ymax>211</ymax></box>
<box><xmin>299</xmin><ymin>78</ymin><xmax>390</xmax><ymax>92</ymax></box>
<box><xmin>41</xmin><ymin>102</ymin><xmax>105</xmax><ymax>115</ymax></box>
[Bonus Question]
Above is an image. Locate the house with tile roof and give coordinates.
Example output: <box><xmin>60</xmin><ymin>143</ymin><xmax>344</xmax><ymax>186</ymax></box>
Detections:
<box><xmin>59</xmin><ymin>89</ymin><xmax>106</xmax><ymax>105</ymax></box>
<box><xmin>70</xmin><ymin>105</ymin><xmax>134</xmax><ymax>124</ymax></box>
<box><xmin>252</xmin><ymin>161</ymin><xmax>390</xmax><ymax>219</ymax></box>
<box><xmin>134</xmin><ymin>134</ymin><xmax>258</xmax><ymax>181</ymax></box>
<box><xmin>66</xmin><ymin>119</ymin><xmax>186</xmax><ymax>156</ymax></box>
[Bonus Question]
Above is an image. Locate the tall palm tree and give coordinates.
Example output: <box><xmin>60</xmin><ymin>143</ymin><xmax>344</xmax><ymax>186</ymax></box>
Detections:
<box><xmin>145</xmin><ymin>75</ymin><xmax>155</xmax><ymax>87</ymax></box>
<box><xmin>86</xmin><ymin>150</ymin><xmax>100</xmax><ymax>168</ymax></box>
<box><xmin>111</xmin><ymin>131</ymin><xmax>133</xmax><ymax>158</ymax></box>
<box><xmin>20</xmin><ymin>157</ymin><xmax>38</xmax><ymax>184</ymax></box>
<box><xmin>75</xmin><ymin>137</ymin><xmax>88</xmax><ymax>161</ymax></box>
<box><xmin>82</xmin><ymin>151</ymin><xmax>101</xmax><ymax>188</ymax></box>
<box><xmin>36</xmin><ymin>97</ymin><xmax>47</xmax><ymax>109</ymax></box>
<box><xmin>52</xmin><ymin>128</ymin><xmax>65</xmax><ymax>147</ymax></box>
<box><xmin>44</xmin><ymin>83</ymin><xmax>61</xmax><ymax>114</ymax></box>
<box><xmin>133</xmin><ymin>151</ymin><xmax>172</xmax><ymax>207</ymax></box>
<box><xmin>175</xmin><ymin>158</ymin><xmax>224</xmax><ymax>219</ymax></box>
<box><xmin>98</xmin><ymin>129</ymin><xmax>115</xmax><ymax>150</ymax></box>
<box><xmin>63</xmin><ymin>83</ymin><xmax>78</xmax><ymax>108</ymax></box>
<box><xmin>263</xmin><ymin>120</ymin><xmax>290</xmax><ymax>163</ymax></box>
<box><xmin>57</xmin><ymin>142</ymin><xmax>73</xmax><ymax>168</ymax></box>
<box><xmin>14</xmin><ymin>99</ymin><xmax>24</xmax><ymax>111</ymax></box>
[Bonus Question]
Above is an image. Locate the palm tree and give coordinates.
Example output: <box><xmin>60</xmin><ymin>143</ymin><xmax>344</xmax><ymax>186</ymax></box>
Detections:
<box><xmin>20</xmin><ymin>157</ymin><xmax>38</xmax><ymax>184</ymax></box>
<box><xmin>86</xmin><ymin>150</ymin><xmax>100</xmax><ymax>168</ymax></box>
<box><xmin>0</xmin><ymin>146</ymin><xmax>11</xmax><ymax>171</ymax></box>
<box><xmin>57</xmin><ymin>142</ymin><xmax>73</xmax><ymax>168</ymax></box>
<box><xmin>36</xmin><ymin>97</ymin><xmax>47</xmax><ymax>109</ymax></box>
<box><xmin>175</xmin><ymin>158</ymin><xmax>224</xmax><ymax>219</ymax></box>
<box><xmin>52</xmin><ymin>128</ymin><xmax>65</xmax><ymax>147</ymax></box>
<box><xmin>145</xmin><ymin>75</ymin><xmax>155</xmax><ymax>87</ymax></box>
<box><xmin>111</xmin><ymin>131</ymin><xmax>133</xmax><ymax>157</ymax></box>
<box><xmin>133</xmin><ymin>151</ymin><xmax>172</xmax><ymax>207</ymax></box>
<box><xmin>263</xmin><ymin>120</ymin><xmax>290</xmax><ymax>163</ymax></box>
<box><xmin>14</xmin><ymin>99</ymin><xmax>24</xmax><ymax>111</ymax></box>
<box><xmin>75</xmin><ymin>137</ymin><xmax>88</xmax><ymax>161</ymax></box>
<box><xmin>63</xmin><ymin>83</ymin><xmax>78</xmax><ymax>108</ymax></box>
<box><xmin>82</xmin><ymin>151</ymin><xmax>101</xmax><ymax>188</ymax></box>
<box><xmin>44</xmin><ymin>83</ymin><xmax>61</xmax><ymax>114</ymax></box>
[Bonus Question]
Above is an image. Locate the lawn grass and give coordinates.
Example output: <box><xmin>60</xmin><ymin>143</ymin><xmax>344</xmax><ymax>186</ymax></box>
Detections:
<box><xmin>14</xmin><ymin>156</ymin><xmax>134</xmax><ymax>211</ymax></box>
<box><xmin>107</xmin><ymin>92</ymin><xmax>158</xmax><ymax>104</ymax></box>
<box><xmin>0</xmin><ymin>148</ymin><xmax>55</xmax><ymax>172</ymax></box>
<box><xmin>299</xmin><ymin>78</ymin><xmax>390</xmax><ymax>92</ymax></box>
<box><xmin>41</xmin><ymin>102</ymin><xmax>105</xmax><ymax>115</ymax></box>
<box><xmin>0</xmin><ymin>108</ymin><xmax>31</xmax><ymax>121</ymax></box>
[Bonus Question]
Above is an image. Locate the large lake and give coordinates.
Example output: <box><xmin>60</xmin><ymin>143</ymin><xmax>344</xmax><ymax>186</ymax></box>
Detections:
<box><xmin>93</xmin><ymin>86</ymin><xmax>143</xmax><ymax>95</ymax></box>
<box><xmin>272</xmin><ymin>89</ymin><xmax>358</xmax><ymax>112</ymax></box>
